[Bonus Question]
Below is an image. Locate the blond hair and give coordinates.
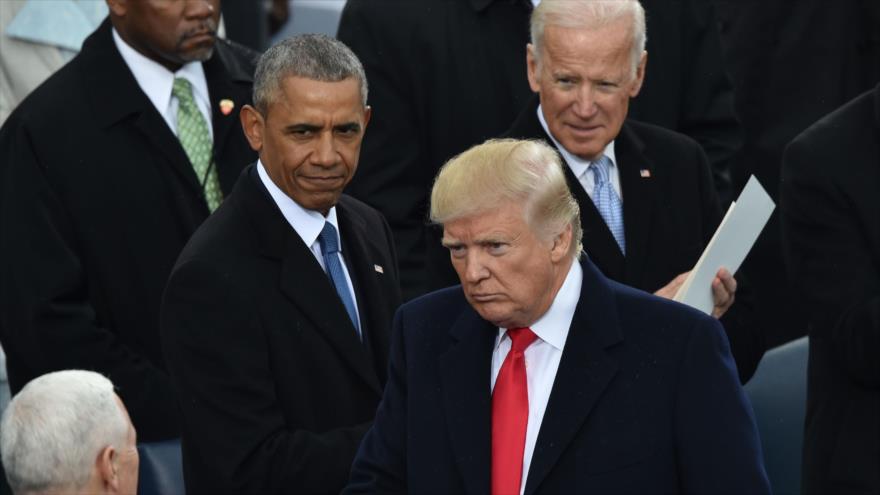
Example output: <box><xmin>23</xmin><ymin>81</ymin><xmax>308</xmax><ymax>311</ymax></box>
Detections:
<box><xmin>430</xmin><ymin>139</ymin><xmax>582</xmax><ymax>259</ymax></box>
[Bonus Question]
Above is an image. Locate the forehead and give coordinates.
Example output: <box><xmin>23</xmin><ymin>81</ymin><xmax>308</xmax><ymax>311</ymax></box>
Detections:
<box><xmin>540</xmin><ymin>22</ymin><xmax>633</xmax><ymax>76</ymax></box>
<box><xmin>443</xmin><ymin>203</ymin><xmax>530</xmax><ymax>241</ymax></box>
<box><xmin>266</xmin><ymin>76</ymin><xmax>364</xmax><ymax>122</ymax></box>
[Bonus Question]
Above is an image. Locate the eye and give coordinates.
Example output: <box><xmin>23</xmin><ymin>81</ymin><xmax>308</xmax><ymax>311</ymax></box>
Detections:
<box><xmin>447</xmin><ymin>245</ymin><xmax>466</xmax><ymax>258</ymax></box>
<box><xmin>486</xmin><ymin>242</ymin><xmax>508</xmax><ymax>255</ymax></box>
<box><xmin>555</xmin><ymin>76</ymin><xmax>574</xmax><ymax>87</ymax></box>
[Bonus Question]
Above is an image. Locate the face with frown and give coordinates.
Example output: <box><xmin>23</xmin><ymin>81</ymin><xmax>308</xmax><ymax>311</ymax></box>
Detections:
<box><xmin>240</xmin><ymin>76</ymin><xmax>371</xmax><ymax>215</ymax></box>
<box><xmin>442</xmin><ymin>201</ymin><xmax>572</xmax><ymax>329</ymax></box>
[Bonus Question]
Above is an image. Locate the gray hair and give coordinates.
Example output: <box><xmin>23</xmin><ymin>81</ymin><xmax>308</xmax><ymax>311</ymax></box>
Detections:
<box><xmin>431</xmin><ymin>139</ymin><xmax>583</xmax><ymax>260</ymax></box>
<box><xmin>0</xmin><ymin>371</ymin><xmax>129</xmax><ymax>494</ymax></box>
<box><xmin>531</xmin><ymin>0</ymin><xmax>647</xmax><ymax>78</ymax></box>
<box><xmin>253</xmin><ymin>34</ymin><xmax>368</xmax><ymax>113</ymax></box>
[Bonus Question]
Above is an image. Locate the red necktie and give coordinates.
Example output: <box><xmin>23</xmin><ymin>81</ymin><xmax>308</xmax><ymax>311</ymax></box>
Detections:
<box><xmin>492</xmin><ymin>327</ymin><xmax>539</xmax><ymax>495</ymax></box>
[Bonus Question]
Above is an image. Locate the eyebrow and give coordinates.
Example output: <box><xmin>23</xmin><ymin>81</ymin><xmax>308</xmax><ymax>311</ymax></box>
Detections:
<box><xmin>334</xmin><ymin>122</ymin><xmax>362</xmax><ymax>133</ymax></box>
<box><xmin>283</xmin><ymin>123</ymin><xmax>321</xmax><ymax>133</ymax></box>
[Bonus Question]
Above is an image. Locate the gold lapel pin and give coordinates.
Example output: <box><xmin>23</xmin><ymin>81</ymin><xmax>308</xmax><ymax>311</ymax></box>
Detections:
<box><xmin>219</xmin><ymin>99</ymin><xmax>235</xmax><ymax>116</ymax></box>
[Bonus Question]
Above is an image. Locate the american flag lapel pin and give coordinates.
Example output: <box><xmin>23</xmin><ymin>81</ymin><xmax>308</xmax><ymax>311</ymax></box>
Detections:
<box><xmin>640</xmin><ymin>168</ymin><xmax>651</xmax><ymax>178</ymax></box>
<box><xmin>374</xmin><ymin>264</ymin><xmax>384</xmax><ymax>274</ymax></box>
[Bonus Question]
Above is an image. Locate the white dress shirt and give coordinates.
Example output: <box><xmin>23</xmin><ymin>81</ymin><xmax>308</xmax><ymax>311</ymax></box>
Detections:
<box><xmin>112</xmin><ymin>27</ymin><xmax>213</xmax><ymax>140</ymax></box>
<box><xmin>490</xmin><ymin>261</ymin><xmax>583</xmax><ymax>494</ymax></box>
<box><xmin>537</xmin><ymin>104</ymin><xmax>622</xmax><ymax>200</ymax></box>
<box><xmin>256</xmin><ymin>160</ymin><xmax>361</xmax><ymax>324</ymax></box>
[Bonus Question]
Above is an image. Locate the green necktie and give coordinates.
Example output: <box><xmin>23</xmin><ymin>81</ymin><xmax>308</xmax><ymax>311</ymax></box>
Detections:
<box><xmin>172</xmin><ymin>77</ymin><xmax>222</xmax><ymax>211</ymax></box>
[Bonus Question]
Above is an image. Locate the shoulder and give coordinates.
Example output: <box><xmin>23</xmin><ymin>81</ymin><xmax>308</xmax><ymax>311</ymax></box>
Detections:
<box><xmin>395</xmin><ymin>286</ymin><xmax>473</xmax><ymax>336</ymax></box>
<box><xmin>609</xmin><ymin>279</ymin><xmax>727</xmax><ymax>354</ymax></box>
<box><xmin>624</xmin><ymin>119</ymin><xmax>704</xmax><ymax>157</ymax></box>
<box><xmin>213</xmin><ymin>37</ymin><xmax>260</xmax><ymax>77</ymax></box>
<box><xmin>788</xmin><ymin>85</ymin><xmax>877</xmax><ymax>158</ymax></box>
<box><xmin>338</xmin><ymin>194</ymin><xmax>390</xmax><ymax>230</ymax></box>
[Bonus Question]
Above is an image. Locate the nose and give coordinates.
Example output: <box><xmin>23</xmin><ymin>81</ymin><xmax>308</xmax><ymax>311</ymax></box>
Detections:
<box><xmin>463</xmin><ymin>250</ymin><xmax>490</xmax><ymax>285</ymax></box>
<box><xmin>311</xmin><ymin>132</ymin><xmax>338</xmax><ymax>168</ymax></box>
<box><xmin>571</xmin><ymin>85</ymin><xmax>597</xmax><ymax>119</ymax></box>
<box><xmin>184</xmin><ymin>0</ymin><xmax>216</xmax><ymax>20</ymax></box>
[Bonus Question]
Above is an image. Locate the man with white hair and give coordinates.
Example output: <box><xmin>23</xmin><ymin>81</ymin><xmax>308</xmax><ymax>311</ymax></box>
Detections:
<box><xmin>344</xmin><ymin>139</ymin><xmax>769</xmax><ymax>494</ymax></box>
<box><xmin>505</xmin><ymin>0</ymin><xmax>764</xmax><ymax>383</ymax></box>
<box><xmin>0</xmin><ymin>370</ymin><xmax>138</xmax><ymax>495</ymax></box>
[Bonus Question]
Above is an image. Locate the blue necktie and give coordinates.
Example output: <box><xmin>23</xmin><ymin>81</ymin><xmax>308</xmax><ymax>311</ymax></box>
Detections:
<box><xmin>318</xmin><ymin>223</ymin><xmax>361</xmax><ymax>338</ymax></box>
<box><xmin>590</xmin><ymin>155</ymin><xmax>626</xmax><ymax>254</ymax></box>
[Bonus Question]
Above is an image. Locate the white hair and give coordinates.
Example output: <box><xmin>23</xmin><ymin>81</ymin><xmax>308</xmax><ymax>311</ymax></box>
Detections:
<box><xmin>0</xmin><ymin>370</ymin><xmax>128</xmax><ymax>494</ymax></box>
<box><xmin>531</xmin><ymin>0</ymin><xmax>647</xmax><ymax>78</ymax></box>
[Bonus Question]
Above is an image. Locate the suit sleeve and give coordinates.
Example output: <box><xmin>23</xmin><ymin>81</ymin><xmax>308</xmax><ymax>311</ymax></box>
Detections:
<box><xmin>781</xmin><ymin>138</ymin><xmax>880</xmax><ymax>388</ymax></box>
<box><xmin>337</xmin><ymin>0</ymin><xmax>430</xmax><ymax>299</ymax></box>
<box><xmin>161</xmin><ymin>258</ymin><xmax>372</xmax><ymax>493</ymax></box>
<box><xmin>344</xmin><ymin>307</ymin><xmax>410</xmax><ymax>494</ymax></box>
<box><xmin>0</xmin><ymin>122</ymin><xmax>178</xmax><ymax>440</ymax></box>
<box><xmin>674</xmin><ymin>315</ymin><xmax>771</xmax><ymax>492</ymax></box>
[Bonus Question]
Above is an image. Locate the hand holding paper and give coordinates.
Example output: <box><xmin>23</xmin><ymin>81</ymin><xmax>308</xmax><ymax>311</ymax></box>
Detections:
<box><xmin>673</xmin><ymin>175</ymin><xmax>775</xmax><ymax>315</ymax></box>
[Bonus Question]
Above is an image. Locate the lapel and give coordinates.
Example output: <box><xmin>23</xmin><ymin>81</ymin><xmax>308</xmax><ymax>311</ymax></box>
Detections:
<box><xmin>83</xmin><ymin>20</ymin><xmax>207</xmax><ymax>205</ymax></box>
<box><xmin>236</xmin><ymin>166</ymin><xmax>382</xmax><ymax>396</ymax></box>
<box><xmin>505</xmin><ymin>96</ymin><xmax>625</xmax><ymax>279</ymax></box>
<box><xmin>524</xmin><ymin>259</ymin><xmax>623</xmax><ymax>495</ymax></box>
<box><xmin>615</xmin><ymin>122</ymin><xmax>660</xmax><ymax>287</ymax></box>
<box><xmin>437</xmin><ymin>307</ymin><xmax>496</xmax><ymax>495</ymax></box>
<box><xmin>337</xmin><ymin>198</ymin><xmax>393</xmax><ymax>382</ymax></box>
<box><xmin>203</xmin><ymin>40</ymin><xmax>255</xmax><ymax>193</ymax></box>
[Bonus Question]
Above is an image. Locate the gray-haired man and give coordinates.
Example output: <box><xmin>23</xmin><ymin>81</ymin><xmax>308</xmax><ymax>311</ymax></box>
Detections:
<box><xmin>160</xmin><ymin>34</ymin><xmax>401</xmax><ymax>493</ymax></box>
<box><xmin>1</xmin><ymin>370</ymin><xmax>138</xmax><ymax>495</ymax></box>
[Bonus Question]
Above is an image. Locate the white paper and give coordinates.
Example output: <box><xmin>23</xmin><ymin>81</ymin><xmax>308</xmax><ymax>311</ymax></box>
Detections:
<box><xmin>673</xmin><ymin>175</ymin><xmax>775</xmax><ymax>314</ymax></box>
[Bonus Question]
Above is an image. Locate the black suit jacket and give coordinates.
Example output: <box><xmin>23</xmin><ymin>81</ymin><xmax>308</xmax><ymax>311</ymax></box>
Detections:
<box><xmin>499</xmin><ymin>97</ymin><xmax>763</xmax><ymax>383</ymax></box>
<box><xmin>161</xmin><ymin>165</ymin><xmax>402</xmax><ymax>493</ymax></box>
<box><xmin>337</xmin><ymin>0</ymin><xmax>740</xmax><ymax>300</ymax></box>
<box><xmin>0</xmin><ymin>19</ymin><xmax>258</xmax><ymax>441</ymax></box>
<box><xmin>781</xmin><ymin>84</ymin><xmax>880</xmax><ymax>494</ymax></box>
<box><xmin>345</xmin><ymin>259</ymin><xmax>770</xmax><ymax>494</ymax></box>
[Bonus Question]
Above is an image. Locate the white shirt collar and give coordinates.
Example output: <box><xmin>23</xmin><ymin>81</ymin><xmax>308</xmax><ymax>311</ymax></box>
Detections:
<box><xmin>111</xmin><ymin>27</ymin><xmax>211</xmax><ymax>121</ymax></box>
<box><xmin>497</xmin><ymin>260</ymin><xmax>582</xmax><ymax>351</ymax></box>
<box><xmin>536</xmin><ymin>103</ymin><xmax>617</xmax><ymax>178</ymax></box>
<box><xmin>256</xmin><ymin>160</ymin><xmax>342</xmax><ymax>251</ymax></box>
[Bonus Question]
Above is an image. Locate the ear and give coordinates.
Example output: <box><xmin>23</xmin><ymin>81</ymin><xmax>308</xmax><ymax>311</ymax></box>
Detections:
<box><xmin>96</xmin><ymin>445</ymin><xmax>120</xmax><ymax>491</ymax></box>
<box><xmin>362</xmin><ymin>105</ymin><xmax>372</xmax><ymax>131</ymax></box>
<box><xmin>239</xmin><ymin>105</ymin><xmax>265</xmax><ymax>153</ymax></box>
<box><xmin>105</xmin><ymin>0</ymin><xmax>127</xmax><ymax>16</ymax></box>
<box><xmin>550</xmin><ymin>223</ymin><xmax>573</xmax><ymax>263</ymax></box>
<box><xmin>628</xmin><ymin>50</ymin><xmax>647</xmax><ymax>98</ymax></box>
<box><xmin>526</xmin><ymin>43</ymin><xmax>541</xmax><ymax>93</ymax></box>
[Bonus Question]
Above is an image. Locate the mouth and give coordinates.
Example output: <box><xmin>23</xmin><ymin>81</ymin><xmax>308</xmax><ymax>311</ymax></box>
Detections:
<box><xmin>469</xmin><ymin>293</ymin><xmax>501</xmax><ymax>303</ymax></box>
<box><xmin>565</xmin><ymin>122</ymin><xmax>602</xmax><ymax>137</ymax></box>
<box><xmin>298</xmin><ymin>175</ymin><xmax>346</xmax><ymax>188</ymax></box>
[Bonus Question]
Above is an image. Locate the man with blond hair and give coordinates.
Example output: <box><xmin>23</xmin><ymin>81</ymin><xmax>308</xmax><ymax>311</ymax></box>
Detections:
<box><xmin>0</xmin><ymin>370</ymin><xmax>138</xmax><ymax>495</ymax></box>
<box><xmin>504</xmin><ymin>0</ymin><xmax>764</xmax><ymax>383</ymax></box>
<box><xmin>344</xmin><ymin>139</ymin><xmax>769</xmax><ymax>494</ymax></box>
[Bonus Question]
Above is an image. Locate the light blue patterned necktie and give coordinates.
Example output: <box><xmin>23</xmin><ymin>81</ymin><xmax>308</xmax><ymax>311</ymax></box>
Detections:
<box><xmin>590</xmin><ymin>155</ymin><xmax>626</xmax><ymax>254</ymax></box>
<box><xmin>318</xmin><ymin>222</ymin><xmax>361</xmax><ymax>339</ymax></box>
